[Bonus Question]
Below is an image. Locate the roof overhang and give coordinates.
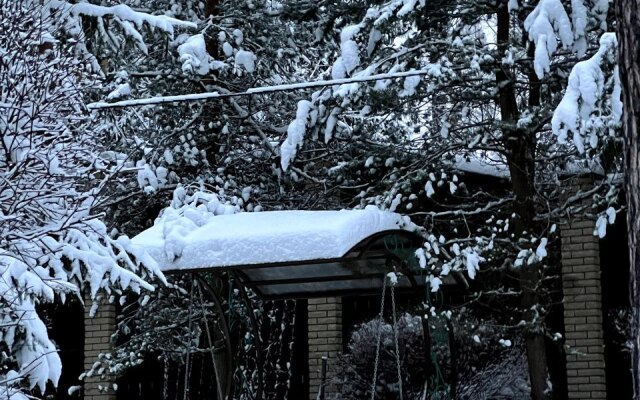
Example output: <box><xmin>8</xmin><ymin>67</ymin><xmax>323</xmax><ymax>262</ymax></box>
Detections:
<box><xmin>132</xmin><ymin>209</ymin><xmax>454</xmax><ymax>299</ymax></box>
<box><xmin>198</xmin><ymin>230</ymin><xmax>427</xmax><ymax>299</ymax></box>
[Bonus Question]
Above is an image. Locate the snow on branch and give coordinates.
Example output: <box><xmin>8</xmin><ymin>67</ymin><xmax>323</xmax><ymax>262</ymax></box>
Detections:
<box><xmin>525</xmin><ymin>0</ymin><xmax>612</xmax><ymax>79</ymax></box>
<box><xmin>59</xmin><ymin>1</ymin><xmax>196</xmax><ymax>34</ymax></box>
<box><xmin>551</xmin><ymin>32</ymin><xmax>621</xmax><ymax>153</ymax></box>
<box><xmin>42</xmin><ymin>0</ymin><xmax>196</xmax><ymax>66</ymax></box>
<box><xmin>0</xmin><ymin>2</ymin><xmax>165</xmax><ymax>395</ymax></box>
<box><xmin>87</xmin><ymin>69</ymin><xmax>438</xmax><ymax>110</ymax></box>
<box><xmin>278</xmin><ymin>0</ymin><xmax>438</xmax><ymax>170</ymax></box>
<box><xmin>524</xmin><ymin>0</ymin><xmax>573</xmax><ymax>78</ymax></box>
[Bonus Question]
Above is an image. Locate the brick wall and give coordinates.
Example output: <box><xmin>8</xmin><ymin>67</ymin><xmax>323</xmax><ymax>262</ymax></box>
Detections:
<box><xmin>83</xmin><ymin>294</ymin><xmax>117</xmax><ymax>400</ymax></box>
<box><xmin>560</xmin><ymin>178</ymin><xmax>607</xmax><ymax>399</ymax></box>
<box><xmin>308</xmin><ymin>297</ymin><xmax>342</xmax><ymax>400</ymax></box>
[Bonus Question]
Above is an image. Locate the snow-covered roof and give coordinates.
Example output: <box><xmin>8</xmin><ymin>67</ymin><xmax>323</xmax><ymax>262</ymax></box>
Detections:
<box><xmin>452</xmin><ymin>154</ymin><xmax>606</xmax><ymax>180</ymax></box>
<box><xmin>452</xmin><ymin>154</ymin><xmax>510</xmax><ymax>179</ymax></box>
<box><xmin>132</xmin><ymin>206</ymin><xmax>417</xmax><ymax>272</ymax></box>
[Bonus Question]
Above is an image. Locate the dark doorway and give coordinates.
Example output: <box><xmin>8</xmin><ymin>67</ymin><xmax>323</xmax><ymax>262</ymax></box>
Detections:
<box><xmin>600</xmin><ymin>213</ymin><xmax>633</xmax><ymax>399</ymax></box>
<box><xmin>42</xmin><ymin>299</ymin><xmax>84</xmax><ymax>399</ymax></box>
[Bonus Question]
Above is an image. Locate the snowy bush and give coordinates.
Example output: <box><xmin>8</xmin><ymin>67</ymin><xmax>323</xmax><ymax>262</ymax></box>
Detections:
<box><xmin>332</xmin><ymin>311</ymin><xmax>527</xmax><ymax>400</ymax></box>
<box><xmin>332</xmin><ymin>315</ymin><xmax>427</xmax><ymax>400</ymax></box>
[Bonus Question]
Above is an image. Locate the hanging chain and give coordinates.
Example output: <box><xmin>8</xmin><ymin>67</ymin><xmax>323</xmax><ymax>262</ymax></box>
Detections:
<box><xmin>195</xmin><ymin>280</ymin><xmax>225</xmax><ymax>400</ymax></box>
<box><xmin>391</xmin><ymin>283</ymin><xmax>403</xmax><ymax>400</ymax></box>
<box><xmin>370</xmin><ymin>279</ymin><xmax>387</xmax><ymax>400</ymax></box>
<box><xmin>163</xmin><ymin>355</ymin><xmax>169</xmax><ymax>400</ymax></box>
<box><xmin>183</xmin><ymin>276</ymin><xmax>195</xmax><ymax>400</ymax></box>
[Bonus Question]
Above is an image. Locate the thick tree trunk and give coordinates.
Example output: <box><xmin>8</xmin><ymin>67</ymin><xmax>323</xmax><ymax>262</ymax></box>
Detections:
<box><xmin>496</xmin><ymin>4</ymin><xmax>548</xmax><ymax>399</ymax></box>
<box><xmin>615</xmin><ymin>1</ymin><xmax>640</xmax><ymax>398</ymax></box>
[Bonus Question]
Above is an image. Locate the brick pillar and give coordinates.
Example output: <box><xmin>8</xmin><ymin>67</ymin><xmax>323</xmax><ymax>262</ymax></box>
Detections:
<box><xmin>308</xmin><ymin>297</ymin><xmax>342</xmax><ymax>400</ymax></box>
<box><xmin>83</xmin><ymin>294</ymin><xmax>117</xmax><ymax>400</ymax></box>
<box><xmin>560</xmin><ymin>179</ymin><xmax>607</xmax><ymax>399</ymax></box>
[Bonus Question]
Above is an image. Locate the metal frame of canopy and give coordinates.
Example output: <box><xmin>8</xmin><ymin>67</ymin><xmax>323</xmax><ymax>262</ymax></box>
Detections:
<box><xmin>160</xmin><ymin>229</ymin><xmax>455</xmax><ymax>400</ymax></box>
<box><xmin>161</xmin><ymin>229</ymin><xmax>438</xmax><ymax>299</ymax></box>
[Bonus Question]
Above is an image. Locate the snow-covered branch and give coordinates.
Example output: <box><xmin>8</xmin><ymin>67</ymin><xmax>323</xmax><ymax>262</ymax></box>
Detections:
<box><xmin>87</xmin><ymin>69</ymin><xmax>439</xmax><ymax>110</ymax></box>
<box><xmin>0</xmin><ymin>2</ymin><xmax>166</xmax><ymax>396</ymax></box>
<box><xmin>552</xmin><ymin>32</ymin><xmax>621</xmax><ymax>153</ymax></box>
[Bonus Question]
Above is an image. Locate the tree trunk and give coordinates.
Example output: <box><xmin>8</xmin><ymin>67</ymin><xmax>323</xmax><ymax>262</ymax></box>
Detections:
<box><xmin>205</xmin><ymin>0</ymin><xmax>220</xmax><ymax>58</ymax></box>
<box><xmin>615</xmin><ymin>1</ymin><xmax>640</xmax><ymax>398</ymax></box>
<box><xmin>496</xmin><ymin>4</ymin><xmax>548</xmax><ymax>399</ymax></box>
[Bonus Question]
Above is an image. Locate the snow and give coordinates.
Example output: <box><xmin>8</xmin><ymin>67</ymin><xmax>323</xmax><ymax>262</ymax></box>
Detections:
<box><xmin>280</xmin><ymin>100</ymin><xmax>312</xmax><ymax>170</ymax></box>
<box><xmin>449</xmin><ymin>181</ymin><xmax>457</xmax><ymax>194</ymax></box>
<box><xmin>331</xmin><ymin>24</ymin><xmax>362</xmax><ymax>74</ymax></box>
<box><xmin>0</xmin><ymin>7</ymin><xmax>165</xmax><ymax>396</ymax></box>
<box><xmin>223</xmin><ymin>42</ymin><xmax>234</xmax><ymax>57</ymax></box>
<box><xmin>612</xmin><ymin>66</ymin><xmax>623</xmax><ymax>122</ymax></box>
<box><xmin>88</xmin><ymin>69</ymin><xmax>437</xmax><ymax>110</ymax></box>
<box><xmin>397</xmin><ymin>0</ymin><xmax>419</xmax><ymax>16</ymax></box>
<box><xmin>514</xmin><ymin>250</ymin><xmax>529</xmax><ymax>268</ymax></box>
<box><xmin>235</xmin><ymin>50</ymin><xmax>257</xmax><ymax>73</ymax></box>
<box><xmin>68</xmin><ymin>3</ymin><xmax>196</xmax><ymax>35</ymax></box>
<box><xmin>594</xmin><ymin>215</ymin><xmax>608</xmax><ymax>238</ymax></box>
<box><xmin>389</xmin><ymin>194</ymin><xmax>402</xmax><ymax>211</ymax></box>
<box><xmin>570</xmin><ymin>0</ymin><xmax>588</xmax><ymax>56</ymax></box>
<box><xmin>233</xmin><ymin>29</ymin><xmax>244</xmax><ymax>45</ymax></box>
<box><xmin>164</xmin><ymin>149</ymin><xmax>175</xmax><ymax>164</ymax></box>
<box><xmin>606</xmin><ymin>207</ymin><xmax>616</xmax><ymax>224</ymax></box>
<box><xmin>367</xmin><ymin>29</ymin><xmax>382</xmax><ymax>56</ymax></box>
<box><xmin>178</xmin><ymin>34</ymin><xmax>212</xmax><ymax>75</ymax></box>
<box><xmin>429</xmin><ymin>275</ymin><xmax>442</xmax><ymax>292</ymax></box>
<box><xmin>107</xmin><ymin>83</ymin><xmax>131</xmax><ymax>100</ymax></box>
<box><xmin>593</xmin><ymin>207</ymin><xmax>616</xmax><ymax>238</ymax></box>
<box><xmin>324</xmin><ymin>108</ymin><xmax>340</xmax><ymax>143</ymax></box>
<box><xmin>136</xmin><ymin>160</ymin><xmax>159</xmax><ymax>191</ymax></box>
<box><xmin>341</xmin><ymin>40</ymin><xmax>360</xmax><ymax>73</ymax></box>
<box><xmin>331</xmin><ymin>58</ymin><xmax>347</xmax><ymax>79</ymax></box>
<box><xmin>552</xmin><ymin>32</ymin><xmax>619</xmax><ymax>152</ymax></box>
<box><xmin>524</xmin><ymin>0</ymin><xmax>573</xmax><ymax>78</ymax></box>
<box><xmin>365</xmin><ymin>156</ymin><xmax>375</xmax><ymax>167</ymax></box>
<box><xmin>452</xmin><ymin>154</ymin><xmax>510</xmax><ymax>179</ymax></box>
<box><xmin>399</xmin><ymin>73</ymin><xmax>420</xmax><ymax>97</ymax></box>
<box><xmin>340</xmin><ymin>24</ymin><xmax>362</xmax><ymax>43</ymax></box>
<box><xmin>387</xmin><ymin>271</ymin><xmax>398</xmax><ymax>285</ymax></box>
<box><xmin>132</xmin><ymin>206</ymin><xmax>416</xmax><ymax>271</ymax></box>
<box><xmin>415</xmin><ymin>248</ymin><xmax>427</xmax><ymax>268</ymax></box>
<box><xmin>535</xmin><ymin>238</ymin><xmax>548</xmax><ymax>259</ymax></box>
<box><xmin>425</xmin><ymin>180</ymin><xmax>435</xmax><ymax>197</ymax></box>
<box><xmin>463</xmin><ymin>247</ymin><xmax>482</xmax><ymax>279</ymax></box>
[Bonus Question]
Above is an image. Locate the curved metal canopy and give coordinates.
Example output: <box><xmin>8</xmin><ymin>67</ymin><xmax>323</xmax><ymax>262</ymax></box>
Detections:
<box><xmin>217</xmin><ymin>230</ymin><xmax>424</xmax><ymax>299</ymax></box>
<box><xmin>132</xmin><ymin>209</ymin><xmax>457</xmax><ymax>299</ymax></box>
<box><xmin>166</xmin><ymin>229</ymin><xmax>450</xmax><ymax>299</ymax></box>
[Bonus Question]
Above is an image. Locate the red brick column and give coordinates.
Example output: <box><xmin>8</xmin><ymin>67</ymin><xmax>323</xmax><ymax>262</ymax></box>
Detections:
<box><xmin>308</xmin><ymin>297</ymin><xmax>342</xmax><ymax>399</ymax></box>
<box><xmin>560</xmin><ymin>178</ymin><xmax>607</xmax><ymax>399</ymax></box>
<box><xmin>83</xmin><ymin>293</ymin><xmax>117</xmax><ymax>400</ymax></box>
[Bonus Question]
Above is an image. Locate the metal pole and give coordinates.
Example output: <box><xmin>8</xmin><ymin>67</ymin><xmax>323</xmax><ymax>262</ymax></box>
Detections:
<box><xmin>232</xmin><ymin>272</ymin><xmax>263</xmax><ymax>400</ymax></box>
<box><xmin>195</xmin><ymin>274</ymin><xmax>233</xmax><ymax>400</ymax></box>
<box><xmin>319</xmin><ymin>355</ymin><xmax>328</xmax><ymax>400</ymax></box>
